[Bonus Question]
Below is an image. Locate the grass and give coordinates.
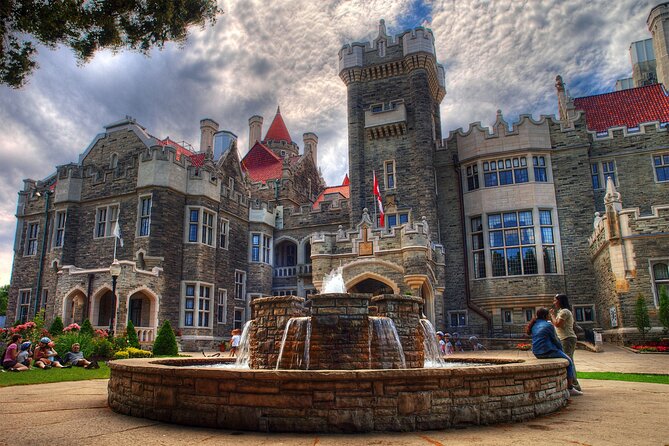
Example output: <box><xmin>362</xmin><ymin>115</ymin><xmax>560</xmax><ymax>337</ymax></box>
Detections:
<box><xmin>0</xmin><ymin>362</ymin><xmax>110</xmax><ymax>387</ymax></box>
<box><xmin>577</xmin><ymin>371</ymin><xmax>669</xmax><ymax>384</ymax></box>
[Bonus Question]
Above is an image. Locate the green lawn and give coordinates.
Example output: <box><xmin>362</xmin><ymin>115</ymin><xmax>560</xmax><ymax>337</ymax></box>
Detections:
<box><xmin>578</xmin><ymin>371</ymin><xmax>669</xmax><ymax>384</ymax></box>
<box><xmin>0</xmin><ymin>362</ymin><xmax>110</xmax><ymax>387</ymax></box>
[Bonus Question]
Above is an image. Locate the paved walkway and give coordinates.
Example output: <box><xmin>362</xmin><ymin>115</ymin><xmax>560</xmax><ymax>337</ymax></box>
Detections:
<box><xmin>0</xmin><ymin>347</ymin><xmax>667</xmax><ymax>446</ymax></box>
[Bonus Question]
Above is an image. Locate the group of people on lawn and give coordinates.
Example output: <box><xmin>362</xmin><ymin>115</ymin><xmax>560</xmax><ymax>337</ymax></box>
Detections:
<box><xmin>2</xmin><ymin>335</ymin><xmax>99</xmax><ymax>372</ymax></box>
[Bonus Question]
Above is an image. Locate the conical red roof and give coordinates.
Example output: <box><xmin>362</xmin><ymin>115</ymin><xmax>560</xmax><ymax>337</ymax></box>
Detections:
<box><xmin>342</xmin><ymin>174</ymin><xmax>350</xmax><ymax>186</ymax></box>
<box><xmin>264</xmin><ymin>106</ymin><xmax>292</xmax><ymax>143</ymax></box>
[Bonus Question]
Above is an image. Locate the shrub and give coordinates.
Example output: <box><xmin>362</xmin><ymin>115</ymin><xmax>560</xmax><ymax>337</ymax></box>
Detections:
<box><xmin>49</xmin><ymin>317</ymin><xmax>64</xmax><ymax>336</ymax></box>
<box><xmin>54</xmin><ymin>332</ymin><xmax>93</xmax><ymax>359</ymax></box>
<box><xmin>113</xmin><ymin>350</ymin><xmax>130</xmax><ymax>360</ymax></box>
<box><xmin>110</xmin><ymin>335</ymin><xmax>129</xmax><ymax>351</ymax></box>
<box><xmin>658</xmin><ymin>288</ymin><xmax>669</xmax><ymax>335</ymax></box>
<box><xmin>63</xmin><ymin>323</ymin><xmax>81</xmax><ymax>332</ymax></box>
<box><xmin>126</xmin><ymin>320</ymin><xmax>140</xmax><ymax>349</ymax></box>
<box><xmin>152</xmin><ymin>320</ymin><xmax>178</xmax><ymax>356</ymax></box>
<box><xmin>91</xmin><ymin>337</ymin><xmax>115</xmax><ymax>359</ymax></box>
<box><xmin>634</xmin><ymin>294</ymin><xmax>652</xmax><ymax>340</ymax></box>
<box><xmin>126</xmin><ymin>347</ymin><xmax>152</xmax><ymax>358</ymax></box>
<box><xmin>80</xmin><ymin>319</ymin><xmax>95</xmax><ymax>337</ymax></box>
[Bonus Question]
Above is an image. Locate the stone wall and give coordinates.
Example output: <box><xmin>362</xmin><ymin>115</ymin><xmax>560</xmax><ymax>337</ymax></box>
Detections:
<box><xmin>108</xmin><ymin>357</ymin><xmax>569</xmax><ymax>433</ymax></box>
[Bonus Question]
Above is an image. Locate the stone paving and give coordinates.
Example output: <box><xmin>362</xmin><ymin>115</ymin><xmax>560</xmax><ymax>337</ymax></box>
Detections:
<box><xmin>0</xmin><ymin>347</ymin><xmax>668</xmax><ymax>446</ymax></box>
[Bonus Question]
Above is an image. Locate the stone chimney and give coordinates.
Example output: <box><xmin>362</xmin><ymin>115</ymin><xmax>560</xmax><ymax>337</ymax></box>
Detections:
<box><xmin>249</xmin><ymin>115</ymin><xmax>263</xmax><ymax>149</ymax></box>
<box><xmin>200</xmin><ymin>118</ymin><xmax>219</xmax><ymax>156</ymax></box>
<box><xmin>648</xmin><ymin>3</ymin><xmax>669</xmax><ymax>87</ymax></box>
<box><xmin>303</xmin><ymin>132</ymin><xmax>318</xmax><ymax>167</ymax></box>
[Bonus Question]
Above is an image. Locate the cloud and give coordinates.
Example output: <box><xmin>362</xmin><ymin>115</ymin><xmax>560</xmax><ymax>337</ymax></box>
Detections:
<box><xmin>0</xmin><ymin>0</ymin><xmax>658</xmax><ymax>284</ymax></box>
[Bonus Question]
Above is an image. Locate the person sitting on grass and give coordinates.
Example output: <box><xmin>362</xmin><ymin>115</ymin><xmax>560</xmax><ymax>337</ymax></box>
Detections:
<box><xmin>63</xmin><ymin>343</ymin><xmax>99</xmax><ymax>369</ymax></box>
<box><xmin>526</xmin><ymin>308</ymin><xmax>582</xmax><ymax>397</ymax></box>
<box><xmin>16</xmin><ymin>341</ymin><xmax>33</xmax><ymax>368</ymax></box>
<box><xmin>2</xmin><ymin>334</ymin><xmax>29</xmax><ymax>371</ymax></box>
<box><xmin>33</xmin><ymin>337</ymin><xmax>66</xmax><ymax>369</ymax></box>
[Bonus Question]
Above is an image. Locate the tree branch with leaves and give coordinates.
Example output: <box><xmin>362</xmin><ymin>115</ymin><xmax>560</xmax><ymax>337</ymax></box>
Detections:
<box><xmin>1</xmin><ymin>0</ymin><xmax>221</xmax><ymax>88</ymax></box>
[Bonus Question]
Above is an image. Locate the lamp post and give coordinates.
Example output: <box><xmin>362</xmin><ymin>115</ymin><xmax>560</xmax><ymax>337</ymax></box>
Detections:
<box><xmin>109</xmin><ymin>260</ymin><xmax>121</xmax><ymax>337</ymax></box>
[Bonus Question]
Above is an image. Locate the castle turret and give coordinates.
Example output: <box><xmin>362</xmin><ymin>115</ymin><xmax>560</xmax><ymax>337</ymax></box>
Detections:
<box><xmin>249</xmin><ymin>115</ymin><xmax>263</xmax><ymax>150</ymax></box>
<box><xmin>303</xmin><ymin>132</ymin><xmax>318</xmax><ymax>167</ymax></box>
<box><xmin>648</xmin><ymin>3</ymin><xmax>669</xmax><ymax>87</ymax></box>
<box><xmin>338</xmin><ymin>20</ymin><xmax>446</xmax><ymax>232</ymax></box>
<box><xmin>199</xmin><ymin>118</ymin><xmax>219</xmax><ymax>157</ymax></box>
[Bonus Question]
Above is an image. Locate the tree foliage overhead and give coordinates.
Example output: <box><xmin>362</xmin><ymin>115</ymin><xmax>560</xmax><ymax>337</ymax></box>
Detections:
<box><xmin>1</xmin><ymin>0</ymin><xmax>221</xmax><ymax>88</ymax></box>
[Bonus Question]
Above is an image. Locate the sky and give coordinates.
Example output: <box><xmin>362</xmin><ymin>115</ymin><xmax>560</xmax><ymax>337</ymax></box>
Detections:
<box><xmin>0</xmin><ymin>0</ymin><xmax>658</xmax><ymax>285</ymax></box>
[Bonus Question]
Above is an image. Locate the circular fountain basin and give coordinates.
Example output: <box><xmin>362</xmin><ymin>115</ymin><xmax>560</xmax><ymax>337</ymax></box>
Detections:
<box><xmin>108</xmin><ymin>357</ymin><xmax>569</xmax><ymax>432</ymax></box>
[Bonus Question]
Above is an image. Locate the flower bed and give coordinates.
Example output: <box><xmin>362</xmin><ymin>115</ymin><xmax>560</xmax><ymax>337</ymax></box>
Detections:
<box><xmin>516</xmin><ymin>343</ymin><xmax>531</xmax><ymax>351</ymax></box>
<box><xmin>630</xmin><ymin>339</ymin><xmax>669</xmax><ymax>353</ymax></box>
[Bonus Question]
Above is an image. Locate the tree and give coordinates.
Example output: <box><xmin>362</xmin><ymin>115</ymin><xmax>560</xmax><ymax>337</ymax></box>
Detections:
<box><xmin>658</xmin><ymin>288</ymin><xmax>669</xmax><ymax>335</ymax></box>
<box><xmin>634</xmin><ymin>294</ymin><xmax>651</xmax><ymax>341</ymax></box>
<box><xmin>1</xmin><ymin>0</ymin><xmax>222</xmax><ymax>88</ymax></box>
<box><xmin>80</xmin><ymin>319</ymin><xmax>95</xmax><ymax>337</ymax></box>
<box><xmin>0</xmin><ymin>284</ymin><xmax>8</xmax><ymax>315</ymax></box>
<box><xmin>49</xmin><ymin>316</ymin><xmax>64</xmax><ymax>336</ymax></box>
<box><xmin>152</xmin><ymin>320</ymin><xmax>178</xmax><ymax>356</ymax></box>
<box><xmin>126</xmin><ymin>319</ymin><xmax>140</xmax><ymax>349</ymax></box>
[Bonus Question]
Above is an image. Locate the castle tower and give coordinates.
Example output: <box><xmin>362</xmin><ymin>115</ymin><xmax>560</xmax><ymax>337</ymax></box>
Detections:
<box><xmin>199</xmin><ymin>118</ymin><xmax>219</xmax><ymax>156</ymax></box>
<box><xmin>248</xmin><ymin>115</ymin><xmax>263</xmax><ymax>150</ymax></box>
<box><xmin>338</xmin><ymin>20</ymin><xmax>446</xmax><ymax>231</ymax></box>
<box><xmin>648</xmin><ymin>2</ymin><xmax>669</xmax><ymax>87</ymax></box>
<box><xmin>303</xmin><ymin>132</ymin><xmax>318</xmax><ymax>167</ymax></box>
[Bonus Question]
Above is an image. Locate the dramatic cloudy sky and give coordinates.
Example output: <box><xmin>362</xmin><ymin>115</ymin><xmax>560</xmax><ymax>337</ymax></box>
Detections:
<box><xmin>0</xmin><ymin>0</ymin><xmax>658</xmax><ymax>285</ymax></box>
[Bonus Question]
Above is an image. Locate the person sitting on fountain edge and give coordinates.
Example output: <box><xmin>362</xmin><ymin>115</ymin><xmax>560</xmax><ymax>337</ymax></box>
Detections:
<box><xmin>526</xmin><ymin>308</ymin><xmax>582</xmax><ymax>397</ymax></box>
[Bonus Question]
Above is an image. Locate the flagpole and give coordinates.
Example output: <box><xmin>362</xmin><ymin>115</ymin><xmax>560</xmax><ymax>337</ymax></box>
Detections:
<box><xmin>113</xmin><ymin>223</ymin><xmax>118</xmax><ymax>261</ymax></box>
<box><xmin>373</xmin><ymin>171</ymin><xmax>378</xmax><ymax>228</ymax></box>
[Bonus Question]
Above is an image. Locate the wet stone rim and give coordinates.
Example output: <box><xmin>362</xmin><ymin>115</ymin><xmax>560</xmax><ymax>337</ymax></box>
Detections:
<box><xmin>107</xmin><ymin>357</ymin><xmax>570</xmax><ymax>433</ymax></box>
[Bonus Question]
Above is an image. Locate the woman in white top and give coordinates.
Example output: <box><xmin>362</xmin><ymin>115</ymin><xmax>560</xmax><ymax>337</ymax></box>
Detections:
<box><xmin>550</xmin><ymin>293</ymin><xmax>582</xmax><ymax>392</ymax></box>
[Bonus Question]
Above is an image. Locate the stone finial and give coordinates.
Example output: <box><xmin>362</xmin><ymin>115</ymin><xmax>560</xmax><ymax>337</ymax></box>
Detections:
<box><xmin>555</xmin><ymin>74</ymin><xmax>573</xmax><ymax>122</ymax></box>
<box><xmin>360</xmin><ymin>208</ymin><xmax>374</xmax><ymax>227</ymax></box>
<box><xmin>593</xmin><ymin>211</ymin><xmax>602</xmax><ymax>229</ymax></box>
<box><xmin>378</xmin><ymin>19</ymin><xmax>388</xmax><ymax>39</ymax></box>
<box><xmin>555</xmin><ymin>75</ymin><xmax>565</xmax><ymax>92</ymax></box>
<box><xmin>604</xmin><ymin>177</ymin><xmax>622</xmax><ymax>211</ymax></box>
<box><xmin>421</xmin><ymin>216</ymin><xmax>430</xmax><ymax>238</ymax></box>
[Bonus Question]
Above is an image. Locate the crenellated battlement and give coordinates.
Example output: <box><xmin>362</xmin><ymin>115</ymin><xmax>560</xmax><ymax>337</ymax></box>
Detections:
<box><xmin>339</xmin><ymin>21</ymin><xmax>444</xmax><ymax>97</ymax></box>
<box><xmin>445</xmin><ymin>111</ymin><xmax>555</xmax><ymax>161</ymax></box>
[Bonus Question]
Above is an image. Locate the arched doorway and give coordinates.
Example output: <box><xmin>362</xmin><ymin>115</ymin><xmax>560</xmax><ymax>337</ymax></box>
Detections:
<box><xmin>63</xmin><ymin>290</ymin><xmax>86</xmax><ymax>326</ymax></box>
<box><xmin>126</xmin><ymin>289</ymin><xmax>159</xmax><ymax>343</ymax></box>
<box><xmin>275</xmin><ymin>239</ymin><xmax>298</xmax><ymax>277</ymax></box>
<box><xmin>96</xmin><ymin>290</ymin><xmax>114</xmax><ymax>327</ymax></box>
<box><xmin>348</xmin><ymin>278</ymin><xmax>394</xmax><ymax>295</ymax></box>
<box><xmin>422</xmin><ymin>282</ymin><xmax>435</xmax><ymax>325</ymax></box>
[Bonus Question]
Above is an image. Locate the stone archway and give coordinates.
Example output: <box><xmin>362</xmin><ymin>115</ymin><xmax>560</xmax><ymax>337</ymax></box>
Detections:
<box><xmin>126</xmin><ymin>288</ymin><xmax>159</xmax><ymax>343</ymax></box>
<box><xmin>62</xmin><ymin>289</ymin><xmax>86</xmax><ymax>326</ymax></box>
<box><xmin>346</xmin><ymin>272</ymin><xmax>399</xmax><ymax>296</ymax></box>
<box><xmin>422</xmin><ymin>282</ymin><xmax>435</xmax><ymax>326</ymax></box>
<box><xmin>91</xmin><ymin>286</ymin><xmax>114</xmax><ymax>329</ymax></box>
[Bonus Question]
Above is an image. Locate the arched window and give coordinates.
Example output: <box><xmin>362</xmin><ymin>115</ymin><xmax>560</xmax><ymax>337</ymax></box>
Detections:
<box><xmin>110</xmin><ymin>153</ymin><xmax>118</xmax><ymax>169</ymax></box>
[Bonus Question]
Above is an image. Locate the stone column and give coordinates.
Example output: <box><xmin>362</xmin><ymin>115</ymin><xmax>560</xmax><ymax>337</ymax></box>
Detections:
<box><xmin>249</xmin><ymin>296</ymin><xmax>305</xmax><ymax>369</ymax></box>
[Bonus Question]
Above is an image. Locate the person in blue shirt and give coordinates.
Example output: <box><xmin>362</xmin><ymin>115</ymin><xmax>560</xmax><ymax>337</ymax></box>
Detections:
<box><xmin>526</xmin><ymin>308</ymin><xmax>583</xmax><ymax>397</ymax></box>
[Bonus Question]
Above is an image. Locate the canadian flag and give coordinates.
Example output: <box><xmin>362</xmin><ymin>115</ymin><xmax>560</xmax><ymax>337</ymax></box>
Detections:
<box><xmin>373</xmin><ymin>171</ymin><xmax>385</xmax><ymax>227</ymax></box>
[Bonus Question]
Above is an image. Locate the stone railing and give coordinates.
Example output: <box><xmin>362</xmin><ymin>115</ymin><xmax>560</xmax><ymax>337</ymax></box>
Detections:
<box><xmin>273</xmin><ymin>266</ymin><xmax>297</xmax><ymax>277</ymax></box>
<box><xmin>136</xmin><ymin>327</ymin><xmax>155</xmax><ymax>343</ymax></box>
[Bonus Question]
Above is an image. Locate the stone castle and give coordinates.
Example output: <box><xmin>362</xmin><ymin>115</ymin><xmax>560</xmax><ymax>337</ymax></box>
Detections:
<box><xmin>7</xmin><ymin>5</ymin><xmax>669</xmax><ymax>348</ymax></box>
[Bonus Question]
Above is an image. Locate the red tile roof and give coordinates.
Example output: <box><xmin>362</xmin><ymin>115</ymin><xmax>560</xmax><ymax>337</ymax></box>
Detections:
<box><xmin>159</xmin><ymin>138</ymin><xmax>206</xmax><ymax>167</ymax></box>
<box><xmin>264</xmin><ymin>106</ymin><xmax>292</xmax><ymax>143</ymax></box>
<box><xmin>241</xmin><ymin>141</ymin><xmax>283</xmax><ymax>182</ymax></box>
<box><xmin>313</xmin><ymin>175</ymin><xmax>351</xmax><ymax>209</ymax></box>
<box><xmin>573</xmin><ymin>84</ymin><xmax>669</xmax><ymax>133</ymax></box>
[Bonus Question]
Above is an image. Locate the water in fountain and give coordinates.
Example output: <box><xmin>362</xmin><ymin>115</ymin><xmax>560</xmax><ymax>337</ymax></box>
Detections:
<box><xmin>275</xmin><ymin>316</ymin><xmax>312</xmax><ymax>370</ymax></box>
<box><xmin>234</xmin><ymin>320</ymin><xmax>254</xmax><ymax>368</ymax></box>
<box><xmin>322</xmin><ymin>267</ymin><xmax>346</xmax><ymax>293</ymax></box>
<box><xmin>368</xmin><ymin>316</ymin><xmax>406</xmax><ymax>369</ymax></box>
<box><xmin>420</xmin><ymin>319</ymin><xmax>446</xmax><ymax>368</ymax></box>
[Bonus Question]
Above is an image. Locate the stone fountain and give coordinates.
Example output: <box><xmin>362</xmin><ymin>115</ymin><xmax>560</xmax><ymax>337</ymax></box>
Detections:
<box><xmin>107</xmin><ymin>270</ymin><xmax>570</xmax><ymax>432</ymax></box>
